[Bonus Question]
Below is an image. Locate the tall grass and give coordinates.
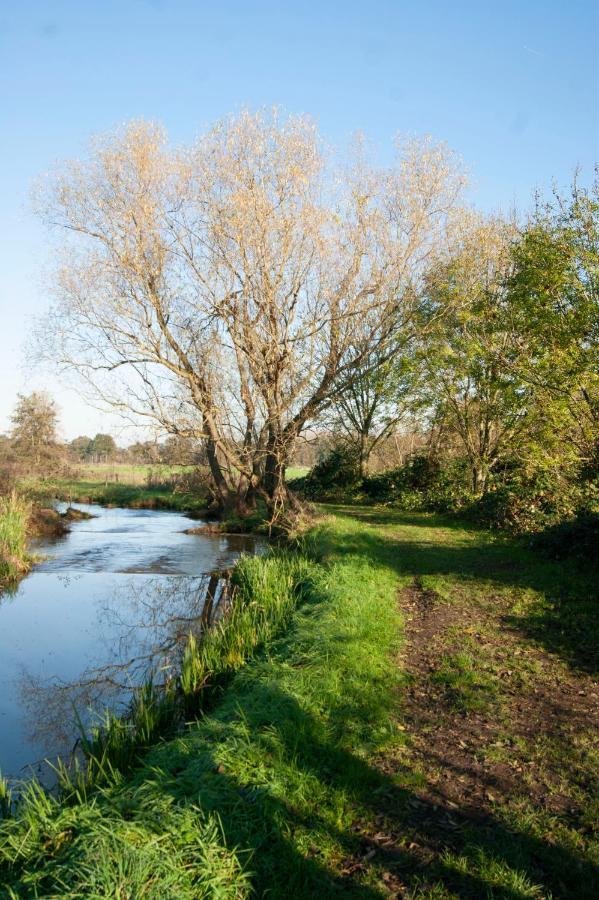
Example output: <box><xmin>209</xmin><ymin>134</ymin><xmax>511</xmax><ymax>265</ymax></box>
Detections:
<box><xmin>40</xmin><ymin>552</ymin><xmax>316</xmax><ymax>802</ymax></box>
<box><xmin>0</xmin><ymin>550</ymin><xmax>315</xmax><ymax>893</ymax></box>
<box><xmin>0</xmin><ymin>491</ymin><xmax>31</xmax><ymax>584</ymax></box>
<box><xmin>0</xmin><ymin>773</ymin><xmax>12</xmax><ymax>819</ymax></box>
<box><xmin>180</xmin><ymin>553</ymin><xmax>315</xmax><ymax>713</ymax></box>
<box><xmin>0</xmin><ymin>779</ymin><xmax>250</xmax><ymax>897</ymax></box>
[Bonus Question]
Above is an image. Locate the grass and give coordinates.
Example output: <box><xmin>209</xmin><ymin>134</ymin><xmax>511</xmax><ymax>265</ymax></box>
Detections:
<box><xmin>50</xmin><ymin>553</ymin><xmax>316</xmax><ymax>799</ymax></box>
<box><xmin>22</xmin><ymin>469</ymin><xmax>209</xmax><ymax>514</ymax></box>
<box><xmin>0</xmin><ymin>491</ymin><xmax>32</xmax><ymax>585</ymax></box>
<box><xmin>429</xmin><ymin>651</ymin><xmax>499</xmax><ymax>713</ymax></box>
<box><xmin>0</xmin><ymin>505</ymin><xmax>597</xmax><ymax>897</ymax></box>
<box><xmin>71</xmin><ymin>463</ymin><xmax>194</xmax><ymax>485</ymax></box>
<box><xmin>285</xmin><ymin>465</ymin><xmax>310</xmax><ymax>481</ymax></box>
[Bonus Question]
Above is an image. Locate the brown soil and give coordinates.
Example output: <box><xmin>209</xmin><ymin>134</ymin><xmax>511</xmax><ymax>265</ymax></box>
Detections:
<box><xmin>397</xmin><ymin>582</ymin><xmax>598</xmax><ymax>817</ymax></box>
<box><xmin>345</xmin><ymin>581</ymin><xmax>599</xmax><ymax>897</ymax></box>
<box><xmin>62</xmin><ymin>506</ymin><xmax>95</xmax><ymax>522</ymax></box>
<box><xmin>184</xmin><ymin>524</ymin><xmax>224</xmax><ymax>535</ymax></box>
<box><xmin>29</xmin><ymin>505</ymin><xmax>96</xmax><ymax>537</ymax></box>
<box><xmin>29</xmin><ymin>507</ymin><xmax>70</xmax><ymax>537</ymax></box>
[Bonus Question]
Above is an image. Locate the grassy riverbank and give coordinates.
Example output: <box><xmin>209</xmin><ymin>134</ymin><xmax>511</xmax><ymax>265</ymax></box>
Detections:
<box><xmin>21</xmin><ymin>463</ymin><xmax>308</xmax><ymax>516</ymax></box>
<box><xmin>1</xmin><ymin>507</ymin><xmax>597</xmax><ymax>897</ymax></box>
<box><xmin>0</xmin><ymin>492</ymin><xmax>32</xmax><ymax>588</ymax></box>
<box><xmin>21</xmin><ymin>472</ymin><xmax>209</xmax><ymax>515</ymax></box>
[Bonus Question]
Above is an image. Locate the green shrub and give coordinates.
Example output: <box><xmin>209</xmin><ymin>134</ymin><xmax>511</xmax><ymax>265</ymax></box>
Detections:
<box><xmin>466</xmin><ymin>468</ymin><xmax>597</xmax><ymax>533</ymax></box>
<box><xmin>361</xmin><ymin>455</ymin><xmax>471</xmax><ymax>512</ymax></box>
<box><xmin>533</xmin><ymin>512</ymin><xmax>599</xmax><ymax>563</ymax></box>
<box><xmin>301</xmin><ymin>445</ymin><xmax>362</xmax><ymax>500</ymax></box>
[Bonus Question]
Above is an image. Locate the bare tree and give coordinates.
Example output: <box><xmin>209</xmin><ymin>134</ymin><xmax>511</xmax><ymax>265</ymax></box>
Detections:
<box><xmin>35</xmin><ymin>111</ymin><xmax>466</xmax><ymax>515</ymax></box>
<box><xmin>325</xmin><ymin>312</ymin><xmax>427</xmax><ymax>477</ymax></box>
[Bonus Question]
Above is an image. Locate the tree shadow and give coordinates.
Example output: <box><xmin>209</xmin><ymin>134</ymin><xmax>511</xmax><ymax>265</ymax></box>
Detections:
<box><xmin>318</xmin><ymin>506</ymin><xmax>598</xmax><ymax>675</ymax></box>
<box><xmin>147</xmin><ymin>680</ymin><xmax>598</xmax><ymax>898</ymax></box>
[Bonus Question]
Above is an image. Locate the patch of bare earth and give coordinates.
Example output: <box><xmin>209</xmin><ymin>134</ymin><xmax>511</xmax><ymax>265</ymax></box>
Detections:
<box><xmin>344</xmin><ymin>581</ymin><xmax>599</xmax><ymax>897</ymax></box>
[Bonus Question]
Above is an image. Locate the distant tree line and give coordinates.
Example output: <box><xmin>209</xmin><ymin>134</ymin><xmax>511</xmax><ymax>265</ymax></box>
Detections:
<box><xmin>0</xmin><ymin>392</ymin><xmax>206</xmax><ymax>489</ymax></box>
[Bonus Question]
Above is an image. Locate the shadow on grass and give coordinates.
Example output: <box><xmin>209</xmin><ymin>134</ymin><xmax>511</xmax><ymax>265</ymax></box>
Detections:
<box><xmin>317</xmin><ymin>505</ymin><xmax>599</xmax><ymax>676</ymax></box>
<box><xmin>147</xmin><ymin>680</ymin><xmax>598</xmax><ymax>899</ymax></box>
<box><xmin>4</xmin><ymin>505</ymin><xmax>596</xmax><ymax>898</ymax></box>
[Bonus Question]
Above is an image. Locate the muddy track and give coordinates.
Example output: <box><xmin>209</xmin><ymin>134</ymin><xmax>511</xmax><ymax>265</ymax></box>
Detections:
<box><xmin>399</xmin><ymin>579</ymin><xmax>598</xmax><ymax>818</ymax></box>
<box><xmin>346</xmin><ymin>579</ymin><xmax>599</xmax><ymax>897</ymax></box>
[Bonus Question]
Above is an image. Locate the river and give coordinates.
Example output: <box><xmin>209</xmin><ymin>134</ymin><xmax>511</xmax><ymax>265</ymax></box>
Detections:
<box><xmin>0</xmin><ymin>503</ymin><xmax>262</xmax><ymax>785</ymax></box>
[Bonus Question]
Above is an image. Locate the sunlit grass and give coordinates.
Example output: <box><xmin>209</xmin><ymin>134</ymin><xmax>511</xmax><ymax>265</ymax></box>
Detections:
<box><xmin>22</xmin><ymin>474</ymin><xmax>209</xmax><ymax>513</ymax></box>
<box><xmin>285</xmin><ymin>465</ymin><xmax>310</xmax><ymax>481</ymax></box>
<box><xmin>0</xmin><ymin>491</ymin><xmax>31</xmax><ymax>584</ymax></box>
<box><xmin>430</xmin><ymin>651</ymin><xmax>500</xmax><ymax>712</ymax></box>
<box><xmin>1</xmin><ymin>507</ymin><xmax>596</xmax><ymax>897</ymax></box>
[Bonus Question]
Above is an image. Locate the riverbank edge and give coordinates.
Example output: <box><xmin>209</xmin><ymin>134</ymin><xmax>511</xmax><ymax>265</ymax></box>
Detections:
<box><xmin>0</xmin><ymin>478</ymin><xmax>209</xmax><ymax>591</ymax></box>
<box><xmin>0</xmin><ymin>493</ymin><xmax>35</xmax><ymax>591</ymax></box>
<box><xmin>31</xmin><ymin>477</ymin><xmax>211</xmax><ymax>516</ymax></box>
<box><xmin>0</xmin><ymin>510</ymin><xmax>406</xmax><ymax>896</ymax></box>
<box><xmin>0</xmin><ymin>527</ymin><xmax>319</xmax><ymax>798</ymax></box>
<box><xmin>0</xmin><ymin>505</ymin><xmax>97</xmax><ymax>593</ymax></box>
<box><xmin>2</xmin><ymin>508</ymin><xmax>596</xmax><ymax>897</ymax></box>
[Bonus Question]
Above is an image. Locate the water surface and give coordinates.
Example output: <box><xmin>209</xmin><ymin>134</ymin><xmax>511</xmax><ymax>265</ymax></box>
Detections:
<box><xmin>0</xmin><ymin>504</ymin><xmax>261</xmax><ymax>783</ymax></box>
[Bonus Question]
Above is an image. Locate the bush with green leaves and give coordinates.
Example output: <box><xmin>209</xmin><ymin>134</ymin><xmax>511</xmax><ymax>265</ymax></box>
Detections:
<box><xmin>464</xmin><ymin>460</ymin><xmax>598</xmax><ymax>532</ymax></box>
<box><xmin>532</xmin><ymin>512</ymin><xmax>599</xmax><ymax>563</ymax></box>
<box><xmin>301</xmin><ymin>445</ymin><xmax>362</xmax><ymax>500</ymax></box>
<box><xmin>361</xmin><ymin>455</ymin><xmax>471</xmax><ymax>512</ymax></box>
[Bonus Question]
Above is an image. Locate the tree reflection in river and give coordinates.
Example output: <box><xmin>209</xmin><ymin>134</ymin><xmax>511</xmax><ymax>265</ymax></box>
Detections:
<box><xmin>17</xmin><ymin>573</ymin><xmax>226</xmax><ymax>770</ymax></box>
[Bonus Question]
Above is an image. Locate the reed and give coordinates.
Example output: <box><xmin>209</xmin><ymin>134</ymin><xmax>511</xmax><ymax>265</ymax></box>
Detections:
<box><xmin>0</xmin><ymin>491</ymin><xmax>31</xmax><ymax>584</ymax></box>
<box><xmin>0</xmin><ymin>773</ymin><xmax>12</xmax><ymax>819</ymax></box>
<box><xmin>180</xmin><ymin>553</ymin><xmax>315</xmax><ymax>714</ymax></box>
<box><xmin>52</xmin><ymin>552</ymin><xmax>315</xmax><ymax>799</ymax></box>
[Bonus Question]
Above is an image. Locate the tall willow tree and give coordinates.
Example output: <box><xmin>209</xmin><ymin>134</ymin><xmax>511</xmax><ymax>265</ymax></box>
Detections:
<box><xmin>35</xmin><ymin>111</ymin><xmax>466</xmax><ymax>514</ymax></box>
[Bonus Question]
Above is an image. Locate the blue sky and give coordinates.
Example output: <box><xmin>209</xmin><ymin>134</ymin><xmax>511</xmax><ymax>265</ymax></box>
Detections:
<box><xmin>1</xmin><ymin>0</ymin><xmax>597</xmax><ymax>439</ymax></box>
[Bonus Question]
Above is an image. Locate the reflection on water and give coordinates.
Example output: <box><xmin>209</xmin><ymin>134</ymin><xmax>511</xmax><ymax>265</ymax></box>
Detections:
<box><xmin>0</xmin><ymin>504</ymin><xmax>261</xmax><ymax>783</ymax></box>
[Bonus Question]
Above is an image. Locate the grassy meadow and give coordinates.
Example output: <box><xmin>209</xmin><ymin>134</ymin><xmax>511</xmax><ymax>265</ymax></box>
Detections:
<box><xmin>21</xmin><ymin>463</ymin><xmax>208</xmax><ymax>514</ymax></box>
<box><xmin>0</xmin><ymin>506</ymin><xmax>596</xmax><ymax>897</ymax></box>
<box><xmin>18</xmin><ymin>463</ymin><xmax>310</xmax><ymax>521</ymax></box>
<box><xmin>70</xmin><ymin>462</ymin><xmax>194</xmax><ymax>484</ymax></box>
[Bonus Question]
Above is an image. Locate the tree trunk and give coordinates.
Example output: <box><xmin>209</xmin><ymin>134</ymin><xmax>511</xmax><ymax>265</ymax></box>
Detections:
<box><xmin>264</xmin><ymin>449</ymin><xmax>287</xmax><ymax>506</ymax></box>
<box><xmin>205</xmin><ymin>437</ymin><xmax>234</xmax><ymax>510</ymax></box>
<box><xmin>358</xmin><ymin>431</ymin><xmax>366</xmax><ymax>478</ymax></box>
<box><xmin>471</xmin><ymin>464</ymin><xmax>488</xmax><ymax>495</ymax></box>
<box><xmin>263</xmin><ymin>433</ymin><xmax>302</xmax><ymax>519</ymax></box>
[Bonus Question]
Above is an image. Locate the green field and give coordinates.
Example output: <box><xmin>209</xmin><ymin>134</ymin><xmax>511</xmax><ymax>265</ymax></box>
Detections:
<box><xmin>1</xmin><ymin>506</ymin><xmax>596</xmax><ymax>897</ymax></box>
<box><xmin>285</xmin><ymin>466</ymin><xmax>310</xmax><ymax>481</ymax></box>
<box><xmin>71</xmin><ymin>462</ymin><xmax>194</xmax><ymax>484</ymax></box>
<box><xmin>20</xmin><ymin>464</ymin><xmax>208</xmax><ymax>515</ymax></box>
<box><xmin>19</xmin><ymin>463</ymin><xmax>308</xmax><ymax>516</ymax></box>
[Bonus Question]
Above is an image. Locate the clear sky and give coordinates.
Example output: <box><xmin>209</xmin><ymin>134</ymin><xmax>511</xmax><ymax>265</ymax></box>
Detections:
<box><xmin>1</xmin><ymin>0</ymin><xmax>597</xmax><ymax>440</ymax></box>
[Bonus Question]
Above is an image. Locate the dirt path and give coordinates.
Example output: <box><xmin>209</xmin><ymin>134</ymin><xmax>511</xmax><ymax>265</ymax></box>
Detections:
<box><xmin>347</xmin><ymin>578</ymin><xmax>599</xmax><ymax>898</ymax></box>
<box><xmin>399</xmin><ymin>581</ymin><xmax>599</xmax><ymax>820</ymax></box>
